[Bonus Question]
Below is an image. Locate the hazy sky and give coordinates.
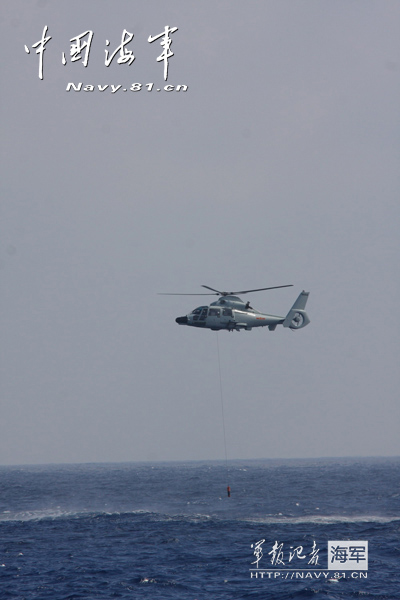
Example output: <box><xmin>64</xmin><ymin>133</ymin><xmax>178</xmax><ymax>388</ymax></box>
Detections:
<box><xmin>1</xmin><ymin>1</ymin><xmax>399</xmax><ymax>465</ymax></box>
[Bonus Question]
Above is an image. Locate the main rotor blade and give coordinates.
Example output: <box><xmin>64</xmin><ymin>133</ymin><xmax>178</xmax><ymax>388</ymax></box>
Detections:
<box><xmin>201</xmin><ymin>285</ymin><xmax>223</xmax><ymax>295</ymax></box>
<box><xmin>159</xmin><ymin>284</ymin><xmax>294</xmax><ymax>296</ymax></box>
<box><xmin>232</xmin><ymin>285</ymin><xmax>294</xmax><ymax>295</ymax></box>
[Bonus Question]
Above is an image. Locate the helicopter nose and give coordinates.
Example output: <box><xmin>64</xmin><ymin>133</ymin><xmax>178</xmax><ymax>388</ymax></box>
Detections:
<box><xmin>175</xmin><ymin>316</ymin><xmax>188</xmax><ymax>325</ymax></box>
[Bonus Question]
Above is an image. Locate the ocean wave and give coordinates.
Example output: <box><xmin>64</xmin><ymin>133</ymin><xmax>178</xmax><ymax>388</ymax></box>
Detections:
<box><xmin>1</xmin><ymin>507</ymin><xmax>399</xmax><ymax>526</ymax></box>
<box><xmin>244</xmin><ymin>514</ymin><xmax>400</xmax><ymax>525</ymax></box>
<box><xmin>0</xmin><ymin>507</ymin><xmax>152</xmax><ymax>522</ymax></box>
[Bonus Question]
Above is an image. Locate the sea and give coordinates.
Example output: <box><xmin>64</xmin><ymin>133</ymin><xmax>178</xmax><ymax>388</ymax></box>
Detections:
<box><xmin>0</xmin><ymin>457</ymin><xmax>399</xmax><ymax>599</ymax></box>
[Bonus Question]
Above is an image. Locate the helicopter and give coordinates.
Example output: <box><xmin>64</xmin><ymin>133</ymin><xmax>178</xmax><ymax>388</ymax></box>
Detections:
<box><xmin>161</xmin><ymin>285</ymin><xmax>310</xmax><ymax>332</ymax></box>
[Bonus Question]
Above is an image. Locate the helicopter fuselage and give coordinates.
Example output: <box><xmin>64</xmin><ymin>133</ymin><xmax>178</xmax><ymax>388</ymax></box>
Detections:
<box><xmin>175</xmin><ymin>295</ymin><xmax>304</xmax><ymax>331</ymax></box>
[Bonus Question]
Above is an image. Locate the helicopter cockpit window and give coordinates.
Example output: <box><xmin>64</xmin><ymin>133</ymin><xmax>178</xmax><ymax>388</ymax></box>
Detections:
<box><xmin>192</xmin><ymin>306</ymin><xmax>208</xmax><ymax>321</ymax></box>
<box><xmin>198</xmin><ymin>307</ymin><xmax>208</xmax><ymax>320</ymax></box>
<box><xmin>222</xmin><ymin>308</ymin><xmax>233</xmax><ymax>317</ymax></box>
<box><xmin>209</xmin><ymin>308</ymin><xmax>221</xmax><ymax>317</ymax></box>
